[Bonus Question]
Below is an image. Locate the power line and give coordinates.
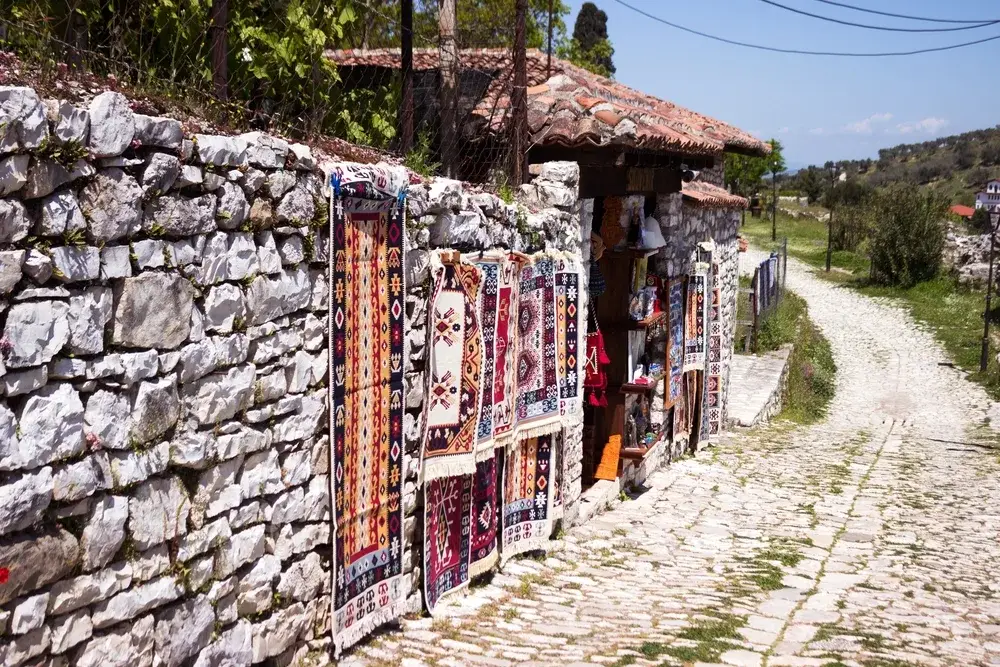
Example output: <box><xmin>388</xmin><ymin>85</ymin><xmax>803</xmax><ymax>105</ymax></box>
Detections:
<box><xmin>807</xmin><ymin>0</ymin><xmax>1000</xmax><ymax>25</ymax></box>
<box><xmin>758</xmin><ymin>0</ymin><xmax>998</xmax><ymax>32</ymax></box>
<box><xmin>611</xmin><ymin>0</ymin><xmax>1000</xmax><ymax>57</ymax></box>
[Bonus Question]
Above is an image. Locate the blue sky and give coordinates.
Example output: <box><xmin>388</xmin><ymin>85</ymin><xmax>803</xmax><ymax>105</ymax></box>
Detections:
<box><xmin>563</xmin><ymin>0</ymin><xmax>1000</xmax><ymax>168</ymax></box>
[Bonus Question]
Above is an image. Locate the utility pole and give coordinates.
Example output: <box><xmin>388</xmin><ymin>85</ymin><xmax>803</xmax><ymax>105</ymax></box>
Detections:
<box><xmin>979</xmin><ymin>209</ymin><xmax>1000</xmax><ymax>372</ymax></box>
<box><xmin>825</xmin><ymin>166</ymin><xmax>836</xmax><ymax>272</ymax></box>
<box><xmin>512</xmin><ymin>0</ymin><xmax>528</xmax><ymax>185</ymax></box>
<box><xmin>770</xmin><ymin>172</ymin><xmax>778</xmax><ymax>242</ymax></box>
<box><xmin>400</xmin><ymin>0</ymin><xmax>414</xmax><ymax>154</ymax></box>
<box><xmin>209</xmin><ymin>0</ymin><xmax>229</xmax><ymax>103</ymax></box>
<box><xmin>439</xmin><ymin>0</ymin><xmax>458</xmax><ymax>177</ymax></box>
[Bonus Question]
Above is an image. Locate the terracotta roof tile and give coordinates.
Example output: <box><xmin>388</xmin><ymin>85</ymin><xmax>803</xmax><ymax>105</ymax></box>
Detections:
<box><xmin>325</xmin><ymin>47</ymin><xmax>769</xmax><ymax>158</ymax></box>
<box><xmin>682</xmin><ymin>181</ymin><xmax>749</xmax><ymax>209</ymax></box>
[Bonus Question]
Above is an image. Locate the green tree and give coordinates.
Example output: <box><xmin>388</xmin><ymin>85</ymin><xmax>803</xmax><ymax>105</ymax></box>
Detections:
<box><xmin>767</xmin><ymin>138</ymin><xmax>787</xmax><ymax>182</ymax></box>
<box><xmin>724</xmin><ymin>153</ymin><xmax>768</xmax><ymax>199</ymax></box>
<box><xmin>867</xmin><ymin>185</ymin><xmax>948</xmax><ymax>286</ymax></box>
<box><xmin>797</xmin><ymin>168</ymin><xmax>824</xmax><ymax>204</ymax></box>
<box><xmin>558</xmin><ymin>1</ymin><xmax>615</xmax><ymax>77</ymax></box>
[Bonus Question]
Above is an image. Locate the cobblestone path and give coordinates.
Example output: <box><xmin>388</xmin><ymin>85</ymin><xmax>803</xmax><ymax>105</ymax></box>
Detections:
<box><xmin>347</xmin><ymin>259</ymin><xmax>1000</xmax><ymax>667</ymax></box>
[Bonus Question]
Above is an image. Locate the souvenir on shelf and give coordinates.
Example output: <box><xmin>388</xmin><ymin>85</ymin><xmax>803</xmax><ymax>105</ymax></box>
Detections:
<box><xmin>626</xmin><ymin>203</ymin><xmax>644</xmax><ymax>247</ymax></box>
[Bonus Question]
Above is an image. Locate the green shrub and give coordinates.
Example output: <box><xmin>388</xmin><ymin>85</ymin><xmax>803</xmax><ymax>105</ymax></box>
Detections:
<box><xmin>867</xmin><ymin>185</ymin><xmax>947</xmax><ymax>286</ymax></box>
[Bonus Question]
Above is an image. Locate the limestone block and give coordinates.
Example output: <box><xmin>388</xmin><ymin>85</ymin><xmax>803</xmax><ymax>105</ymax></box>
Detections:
<box><xmin>236</xmin><ymin>554</ymin><xmax>280</xmax><ymax>615</ymax></box>
<box><xmin>216</xmin><ymin>181</ymin><xmax>248</xmax><ymax>230</ymax></box>
<box><xmin>239</xmin><ymin>449</ymin><xmax>282</xmax><ymax>499</ymax></box>
<box><xmin>426</xmin><ymin>178</ymin><xmax>462</xmax><ymax>213</ymax></box>
<box><xmin>280</xmin><ymin>448</ymin><xmax>311</xmax><ymax>488</ymax></box>
<box><xmin>203</xmin><ymin>283</ymin><xmax>247</xmax><ymax>334</ymax></box>
<box><xmin>245</xmin><ymin>265</ymin><xmax>310</xmax><ymax>325</ymax></box>
<box><xmin>0</xmin><ymin>86</ymin><xmax>48</xmax><ymax>152</ymax></box>
<box><xmin>277</xmin><ymin>552</ymin><xmax>323</xmax><ymax>603</ymax></box>
<box><xmin>45</xmin><ymin>100</ymin><xmax>90</xmax><ymax>144</ymax></box>
<box><xmin>0</xmin><ymin>198</ymin><xmax>31</xmax><ymax>242</ymax></box>
<box><xmin>129</xmin><ymin>477</ymin><xmax>190</xmax><ymax>550</ymax></box>
<box><xmin>250</xmin><ymin>602</ymin><xmax>309</xmax><ymax>662</ymax></box>
<box><xmin>73</xmin><ymin>613</ymin><xmax>153</xmax><ymax>667</ymax></box>
<box><xmin>48</xmin><ymin>561</ymin><xmax>132</xmax><ymax>615</ymax></box>
<box><xmin>119</xmin><ymin>350</ymin><xmax>159</xmax><ymax>384</ymax></box>
<box><xmin>0</xmin><ymin>467</ymin><xmax>53</xmax><ymax>536</ymax></box>
<box><xmin>23</xmin><ymin>158</ymin><xmax>71</xmax><ymax>199</ymax></box>
<box><xmin>241</xmin><ymin>132</ymin><xmax>289</xmax><ymax>169</ymax></box>
<box><xmin>225</xmin><ymin>231</ymin><xmax>259</xmax><ymax>281</ymax></box>
<box><xmin>194</xmin><ymin>134</ymin><xmax>247</xmax><ymax>167</ymax></box>
<box><xmin>215</xmin><ymin>427</ymin><xmax>271</xmax><ymax>461</ymax></box>
<box><xmin>88</xmin><ymin>92</ymin><xmax>135</xmax><ymax>158</ymax></box>
<box><xmin>91</xmin><ymin>575</ymin><xmax>184</xmax><ymax>628</ymax></box>
<box><xmin>196</xmin><ymin>457</ymin><xmax>244</xmax><ymax>519</ymax></box>
<box><xmin>0</xmin><ymin>626</ymin><xmax>50</xmax><ymax>665</ymax></box>
<box><xmin>84</xmin><ymin>389</ymin><xmax>130</xmax><ymax>450</ymax></box>
<box><xmin>256</xmin><ymin>229</ymin><xmax>281</xmax><ymax>274</ymax></box>
<box><xmin>271</xmin><ymin>393</ymin><xmax>324</xmax><ymax>443</ymax></box>
<box><xmin>175</xmin><ymin>164</ymin><xmax>204</xmax><ymax>189</ymax></box>
<box><xmin>130</xmin><ymin>375</ymin><xmax>180</xmax><ymax>444</ymax></box>
<box><xmin>287</xmin><ymin>143</ymin><xmax>315</xmax><ymax>170</ymax></box>
<box><xmin>52</xmin><ymin>453</ymin><xmax>110</xmax><ymax>503</ymax></box>
<box><xmin>181</xmin><ymin>363</ymin><xmax>256</xmax><ymax>425</ymax></box>
<box><xmin>192</xmin><ymin>619</ymin><xmax>251</xmax><ymax>667</ymax></box>
<box><xmin>0</xmin><ymin>249</ymin><xmax>24</xmax><ymax>294</ymax></box>
<box><xmin>214</xmin><ymin>524</ymin><xmax>265</xmax><ymax>578</ymax></box>
<box><xmin>141</xmin><ymin>152</ymin><xmax>180</xmax><ymax>193</ymax></box>
<box><xmin>14</xmin><ymin>382</ymin><xmax>84</xmax><ymax>467</ymax></box>
<box><xmin>249</xmin><ymin>199</ymin><xmax>275</xmax><ymax>232</ymax></box>
<box><xmin>107</xmin><ymin>443</ymin><xmax>170</xmax><ymax>489</ymax></box>
<box><xmin>279</xmin><ymin>235</ymin><xmax>305</xmax><ymax>265</ymax></box>
<box><xmin>133</xmin><ymin>114</ymin><xmax>183</xmax><ymax>149</ymax></box>
<box><xmin>79</xmin><ymin>168</ymin><xmax>143</xmax><ymax>242</ymax></box>
<box><xmin>144</xmin><ymin>193</ymin><xmax>218</xmax><ymax>236</ymax></box>
<box><xmin>272</xmin><ymin>523</ymin><xmax>327</xmax><ymax>560</ymax></box>
<box><xmin>67</xmin><ymin>286</ymin><xmax>112</xmax><ymax>355</ymax></box>
<box><xmin>0</xmin><ymin>154</ymin><xmax>29</xmax><ymax>196</ymax></box>
<box><xmin>153</xmin><ymin>597</ymin><xmax>215</xmax><ymax>667</ymax></box>
<box><xmin>266</xmin><ymin>170</ymin><xmax>297</xmax><ymax>199</ymax></box>
<box><xmin>168</xmin><ymin>431</ymin><xmax>213</xmax><ymax>469</ymax></box>
<box><xmin>50</xmin><ymin>609</ymin><xmax>93</xmax><ymax>654</ymax></box>
<box><xmin>99</xmin><ymin>245</ymin><xmax>131</xmax><ymax>280</ymax></box>
<box><xmin>80</xmin><ymin>494</ymin><xmax>129</xmax><ymax>571</ymax></box>
<box><xmin>0</xmin><ymin>529</ymin><xmax>75</xmax><ymax>606</ymax></box>
<box><xmin>176</xmin><ymin>517</ymin><xmax>232</xmax><ymax>562</ymax></box>
<box><xmin>276</xmin><ymin>186</ymin><xmax>315</xmax><ymax>225</ymax></box>
<box><xmin>49</xmin><ymin>245</ymin><xmax>100</xmax><ymax>283</ymax></box>
<box><xmin>39</xmin><ymin>191</ymin><xmax>86</xmax><ymax>236</ymax></box>
<box><xmin>112</xmin><ymin>273</ymin><xmax>195</xmax><ymax>349</ymax></box>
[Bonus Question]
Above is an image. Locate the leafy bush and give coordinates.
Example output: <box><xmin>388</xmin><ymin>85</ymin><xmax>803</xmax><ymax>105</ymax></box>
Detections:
<box><xmin>867</xmin><ymin>185</ymin><xmax>947</xmax><ymax>286</ymax></box>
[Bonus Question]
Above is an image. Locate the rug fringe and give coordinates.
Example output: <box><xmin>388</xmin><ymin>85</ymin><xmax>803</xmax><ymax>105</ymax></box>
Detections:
<box><xmin>474</xmin><ymin>445</ymin><xmax>495</xmax><ymax>463</ymax></box>
<box><xmin>469</xmin><ymin>549</ymin><xmax>499</xmax><ymax>579</ymax></box>
<box><xmin>419</xmin><ymin>457</ymin><xmax>477</xmax><ymax>486</ymax></box>
<box><xmin>514</xmin><ymin>418</ymin><xmax>563</xmax><ymax>443</ymax></box>
<box><xmin>500</xmin><ymin>533</ymin><xmax>551</xmax><ymax>567</ymax></box>
<box><xmin>426</xmin><ymin>579</ymin><xmax>470</xmax><ymax>617</ymax></box>
<box><xmin>333</xmin><ymin>598</ymin><xmax>406</xmax><ymax>658</ymax></box>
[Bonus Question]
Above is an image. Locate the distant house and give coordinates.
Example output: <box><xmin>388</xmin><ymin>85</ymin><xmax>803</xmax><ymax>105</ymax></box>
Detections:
<box><xmin>975</xmin><ymin>179</ymin><xmax>1000</xmax><ymax>211</ymax></box>
<box><xmin>950</xmin><ymin>204</ymin><xmax>975</xmax><ymax>219</ymax></box>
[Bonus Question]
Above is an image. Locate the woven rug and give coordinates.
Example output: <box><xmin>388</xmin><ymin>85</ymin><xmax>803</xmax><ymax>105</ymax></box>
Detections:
<box><xmin>328</xmin><ymin>163</ymin><xmax>408</xmax><ymax>657</ymax></box>
<box><xmin>423</xmin><ymin>258</ymin><xmax>482</xmax><ymax>482</ymax></box>
<box><xmin>468</xmin><ymin>453</ymin><xmax>500</xmax><ymax>577</ymax></box>
<box><xmin>501</xmin><ymin>434</ymin><xmax>554</xmax><ymax>564</ymax></box>
<box><xmin>515</xmin><ymin>256</ymin><xmax>560</xmax><ymax>440</ymax></box>
<box><xmin>684</xmin><ymin>271</ymin><xmax>708</xmax><ymax>371</ymax></box>
<box><xmin>708</xmin><ymin>282</ymin><xmax>723</xmax><ymax>435</ymax></box>
<box><xmin>555</xmin><ymin>256</ymin><xmax>582</xmax><ymax>419</ymax></box>
<box><xmin>672</xmin><ymin>377</ymin><xmax>687</xmax><ymax>443</ymax></box>
<box><xmin>491</xmin><ymin>254</ymin><xmax>522</xmax><ymax>445</ymax></box>
<box><xmin>423</xmin><ymin>474</ymin><xmax>472</xmax><ymax>614</ymax></box>
<box><xmin>667</xmin><ymin>277</ymin><xmax>685</xmax><ymax>406</ymax></box>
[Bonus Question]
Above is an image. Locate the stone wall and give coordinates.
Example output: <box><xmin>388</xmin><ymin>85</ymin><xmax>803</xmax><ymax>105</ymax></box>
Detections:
<box><xmin>0</xmin><ymin>86</ymin><xmax>333</xmax><ymax>666</ymax></box>
<box><xmin>400</xmin><ymin>161</ymin><xmax>584</xmax><ymax>608</ymax></box>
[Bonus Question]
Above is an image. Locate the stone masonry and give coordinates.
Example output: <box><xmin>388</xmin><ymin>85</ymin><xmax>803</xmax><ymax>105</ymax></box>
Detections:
<box><xmin>0</xmin><ymin>87</ymin><xmax>332</xmax><ymax>666</ymax></box>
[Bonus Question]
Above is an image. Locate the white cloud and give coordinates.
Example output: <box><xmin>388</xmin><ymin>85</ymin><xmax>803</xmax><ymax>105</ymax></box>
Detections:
<box><xmin>844</xmin><ymin>112</ymin><xmax>893</xmax><ymax>134</ymax></box>
<box><xmin>894</xmin><ymin>117</ymin><xmax>949</xmax><ymax>135</ymax></box>
<box><xmin>777</xmin><ymin>126</ymin><xmax>790</xmax><ymax>134</ymax></box>
<box><xmin>808</xmin><ymin>127</ymin><xmax>826</xmax><ymax>136</ymax></box>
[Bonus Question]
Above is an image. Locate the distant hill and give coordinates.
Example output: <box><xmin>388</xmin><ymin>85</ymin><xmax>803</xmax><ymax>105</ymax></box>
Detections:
<box><xmin>790</xmin><ymin>126</ymin><xmax>1000</xmax><ymax>206</ymax></box>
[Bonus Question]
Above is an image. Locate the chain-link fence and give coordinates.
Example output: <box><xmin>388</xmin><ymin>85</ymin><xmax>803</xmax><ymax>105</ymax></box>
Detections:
<box><xmin>2</xmin><ymin>0</ymin><xmax>553</xmax><ymax>181</ymax></box>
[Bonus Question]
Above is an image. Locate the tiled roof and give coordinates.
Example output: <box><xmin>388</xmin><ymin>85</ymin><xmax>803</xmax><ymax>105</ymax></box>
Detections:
<box><xmin>325</xmin><ymin>48</ymin><xmax>769</xmax><ymax>158</ymax></box>
<box><xmin>950</xmin><ymin>204</ymin><xmax>975</xmax><ymax>218</ymax></box>
<box><xmin>681</xmin><ymin>181</ymin><xmax>748</xmax><ymax>209</ymax></box>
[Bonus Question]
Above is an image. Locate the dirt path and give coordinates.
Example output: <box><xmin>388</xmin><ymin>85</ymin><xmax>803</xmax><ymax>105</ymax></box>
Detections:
<box><xmin>345</xmin><ymin>258</ymin><xmax>1000</xmax><ymax>667</ymax></box>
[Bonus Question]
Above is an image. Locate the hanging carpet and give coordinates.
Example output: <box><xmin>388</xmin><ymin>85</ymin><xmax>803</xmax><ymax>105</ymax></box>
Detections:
<box><xmin>684</xmin><ymin>270</ymin><xmax>708</xmax><ymax>372</ymax></box>
<box><xmin>328</xmin><ymin>163</ymin><xmax>408</xmax><ymax>657</ymax></box>
<box><xmin>423</xmin><ymin>474</ymin><xmax>473</xmax><ymax>614</ymax></box>
<box><xmin>501</xmin><ymin>434</ymin><xmax>555</xmax><ymax>564</ymax></box>
<box><xmin>468</xmin><ymin>453</ymin><xmax>500</xmax><ymax>578</ymax></box>
<box><xmin>708</xmin><ymin>280</ymin><xmax>724</xmax><ymax>435</ymax></box>
<box><xmin>490</xmin><ymin>254</ymin><xmax>523</xmax><ymax>446</ymax></box>
<box><xmin>514</xmin><ymin>256</ymin><xmax>560</xmax><ymax>440</ymax></box>
<box><xmin>422</xmin><ymin>257</ymin><xmax>483</xmax><ymax>482</ymax></box>
<box><xmin>666</xmin><ymin>278</ymin><xmax>685</xmax><ymax>407</ymax></box>
<box><xmin>555</xmin><ymin>256</ymin><xmax>583</xmax><ymax>419</ymax></box>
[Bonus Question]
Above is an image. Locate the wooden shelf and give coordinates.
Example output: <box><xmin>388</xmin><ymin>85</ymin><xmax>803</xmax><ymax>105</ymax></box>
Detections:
<box><xmin>606</xmin><ymin>246</ymin><xmax>660</xmax><ymax>259</ymax></box>
<box><xmin>610</xmin><ymin>372</ymin><xmax>665</xmax><ymax>394</ymax></box>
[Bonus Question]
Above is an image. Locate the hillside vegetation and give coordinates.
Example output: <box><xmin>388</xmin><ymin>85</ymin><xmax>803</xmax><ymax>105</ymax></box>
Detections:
<box><xmin>788</xmin><ymin>126</ymin><xmax>1000</xmax><ymax>207</ymax></box>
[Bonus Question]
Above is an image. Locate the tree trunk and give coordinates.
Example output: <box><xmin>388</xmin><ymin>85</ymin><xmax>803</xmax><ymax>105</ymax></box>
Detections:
<box><xmin>400</xmin><ymin>0</ymin><xmax>415</xmax><ymax>154</ymax></box>
<box><xmin>439</xmin><ymin>0</ymin><xmax>458</xmax><ymax>178</ymax></box>
<box><xmin>209</xmin><ymin>0</ymin><xmax>229</xmax><ymax>103</ymax></box>
<box><xmin>512</xmin><ymin>0</ymin><xmax>528</xmax><ymax>184</ymax></box>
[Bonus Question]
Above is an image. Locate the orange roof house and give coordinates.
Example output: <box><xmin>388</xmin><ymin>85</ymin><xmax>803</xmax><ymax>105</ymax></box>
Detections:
<box><xmin>950</xmin><ymin>204</ymin><xmax>975</xmax><ymax>219</ymax></box>
<box><xmin>326</xmin><ymin>47</ymin><xmax>767</xmax><ymax>194</ymax></box>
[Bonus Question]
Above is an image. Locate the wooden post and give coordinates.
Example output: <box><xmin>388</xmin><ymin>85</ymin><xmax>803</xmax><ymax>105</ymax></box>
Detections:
<box><xmin>512</xmin><ymin>0</ymin><xmax>528</xmax><ymax>184</ymax></box>
<box><xmin>400</xmin><ymin>0</ymin><xmax>414</xmax><ymax>154</ymax></box>
<box><xmin>439</xmin><ymin>0</ymin><xmax>458</xmax><ymax>178</ymax></box>
<box><xmin>209</xmin><ymin>0</ymin><xmax>229</xmax><ymax>103</ymax></box>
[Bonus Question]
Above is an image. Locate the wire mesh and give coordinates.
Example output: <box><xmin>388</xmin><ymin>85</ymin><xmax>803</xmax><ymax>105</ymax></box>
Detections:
<box><xmin>1</xmin><ymin>0</ymin><xmax>554</xmax><ymax>182</ymax></box>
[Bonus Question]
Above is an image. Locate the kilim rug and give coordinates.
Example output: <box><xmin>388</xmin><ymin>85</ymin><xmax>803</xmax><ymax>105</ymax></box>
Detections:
<box><xmin>667</xmin><ymin>278</ymin><xmax>685</xmax><ymax>407</ymax></box>
<box><xmin>422</xmin><ymin>256</ymin><xmax>483</xmax><ymax>482</ymax></box>
<box><xmin>491</xmin><ymin>254</ymin><xmax>522</xmax><ymax>445</ymax></box>
<box><xmin>501</xmin><ymin>435</ymin><xmax>554</xmax><ymax>564</ymax></box>
<box><xmin>684</xmin><ymin>270</ymin><xmax>708</xmax><ymax>372</ymax></box>
<box><xmin>423</xmin><ymin>474</ymin><xmax>473</xmax><ymax>614</ymax></box>
<box><xmin>514</xmin><ymin>256</ymin><xmax>560</xmax><ymax>440</ymax></box>
<box><xmin>468</xmin><ymin>453</ymin><xmax>500</xmax><ymax>577</ymax></box>
<box><xmin>672</xmin><ymin>379</ymin><xmax>687</xmax><ymax>444</ymax></box>
<box><xmin>555</xmin><ymin>255</ymin><xmax>582</xmax><ymax>419</ymax></box>
<box><xmin>328</xmin><ymin>163</ymin><xmax>407</xmax><ymax>657</ymax></box>
<box><xmin>707</xmin><ymin>281</ymin><xmax>723</xmax><ymax>435</ymax></box>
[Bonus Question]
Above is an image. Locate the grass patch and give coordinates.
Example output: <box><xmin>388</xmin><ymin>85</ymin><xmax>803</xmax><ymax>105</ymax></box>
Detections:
<box><xmin>654</xmin><ymin>612</ymin><xmax>746</xmax><ymax>664</ymax></box>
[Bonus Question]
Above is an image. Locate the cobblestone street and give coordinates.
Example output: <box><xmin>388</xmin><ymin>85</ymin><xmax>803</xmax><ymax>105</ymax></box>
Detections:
<box><xmin>349</xmin><ymin>258</ymin><xmax>1000</xmax><ymax>667</ymax></box>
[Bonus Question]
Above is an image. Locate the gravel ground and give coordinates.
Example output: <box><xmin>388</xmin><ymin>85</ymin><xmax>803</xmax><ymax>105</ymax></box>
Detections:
<box><xmin>345</xmin><ymin>258</ymin><xmax>1000</xmax><ymax>667</ymax></box>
